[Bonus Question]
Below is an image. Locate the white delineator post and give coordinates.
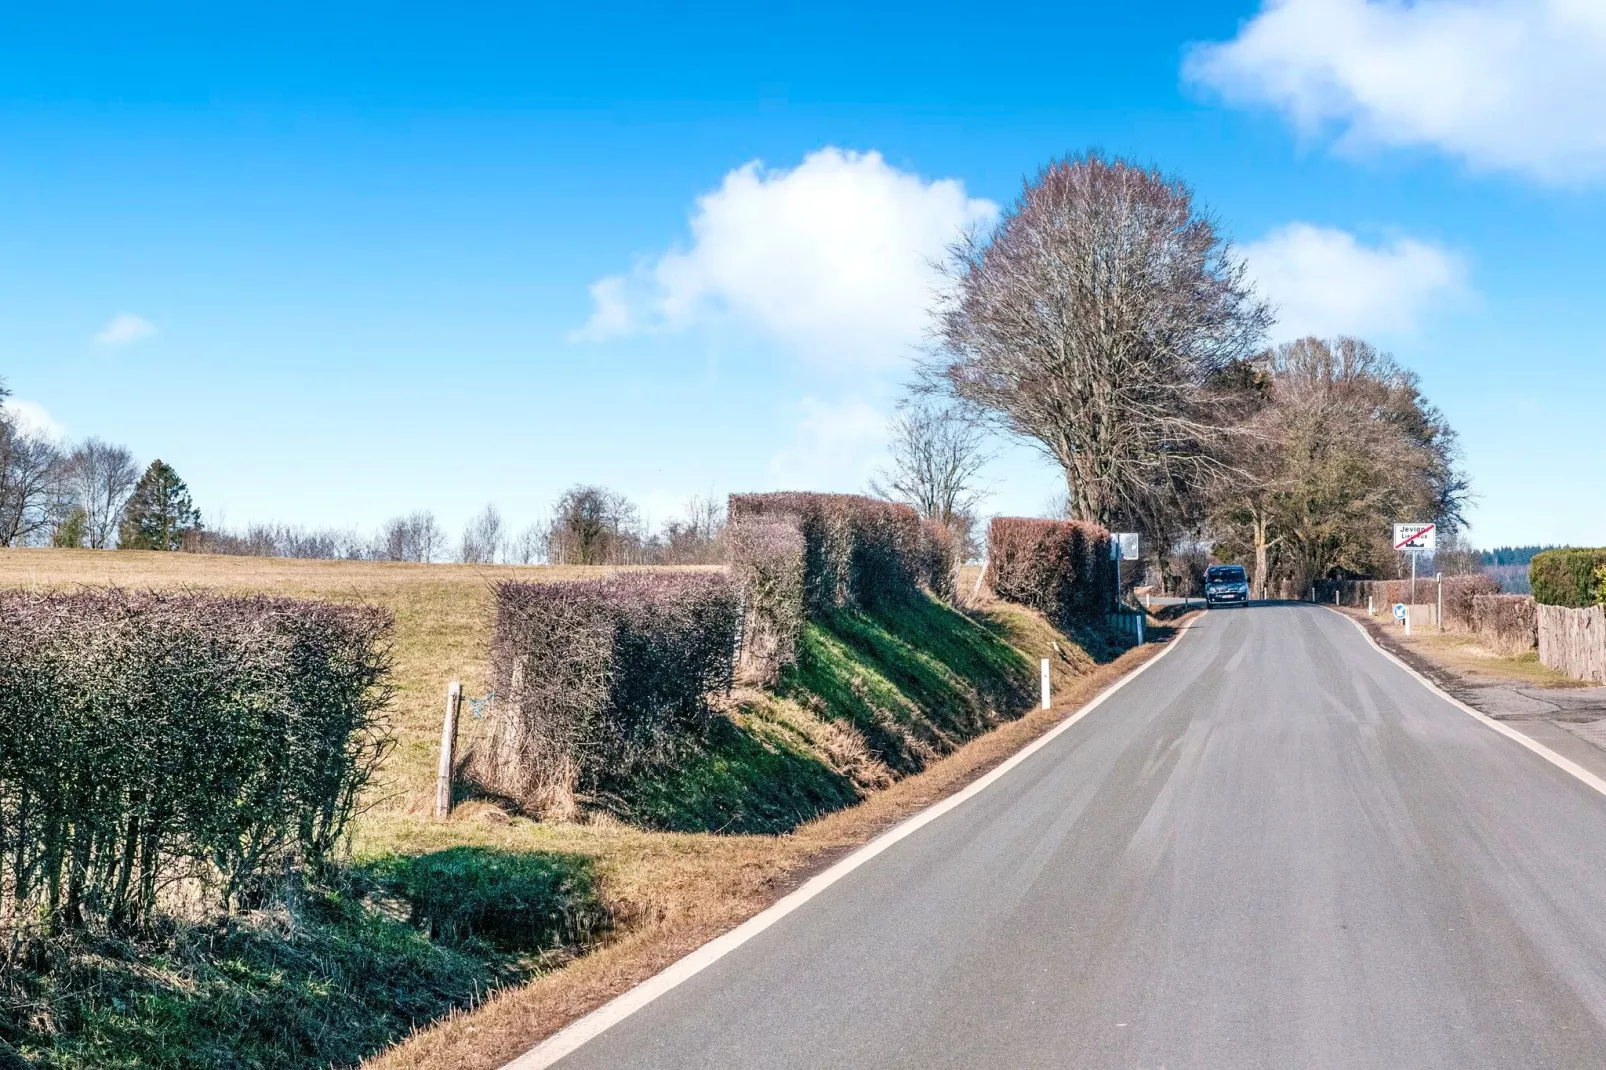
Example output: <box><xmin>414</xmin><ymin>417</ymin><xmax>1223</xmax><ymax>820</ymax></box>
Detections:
<box><xmin>1040</xmin><ymin>658</ymin><xmax>1051</xmax><ymax>710</ymax></box>
<box><xmin>1405</xmin><ymin>610</ymin><xmax>1413</xmax><ymax>637</ymax></box>
<box><xmin>436</xmin><ymin>680</ymin><xmax>463</xmax><ymax>819</ymax></box>
<box><xmin>1437</xmin><ymin>573</ymin><xmax>1444</xmax><ymax>634</ymax></box>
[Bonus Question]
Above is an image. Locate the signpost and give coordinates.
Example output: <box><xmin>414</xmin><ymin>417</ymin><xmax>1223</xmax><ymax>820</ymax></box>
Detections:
<box><xmin>1111</xmin><ymin>532</ymin><xmax>1139</xmax><ymax>608</ymax></box>
<box><xmin>1393</xmin><ymin>522</ymin><xmax>1437</xmax><ymax>604</ymax></box>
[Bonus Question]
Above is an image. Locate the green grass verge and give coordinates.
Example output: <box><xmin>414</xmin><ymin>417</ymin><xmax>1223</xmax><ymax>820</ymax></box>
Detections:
<box><xmin>613</xmin><ymin>593</ymin><xmax>1036</xmax><ymax>833</ymax></box>
<box><xmin>2</xmin><ymin>849</ymin><xmax>607</xmax><ymax>1070</ymax></box>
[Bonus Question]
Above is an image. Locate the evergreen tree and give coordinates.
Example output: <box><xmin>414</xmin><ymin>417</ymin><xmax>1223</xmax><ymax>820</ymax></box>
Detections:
<box><xmin>118</xmin><ymin>460</ymin><xmax>201</xmax><ymax>550</ymax></box>
<box><xmin>52</xmin><ymin>507</ymin><xmax>88</xmax><ymax>548</ymax></box>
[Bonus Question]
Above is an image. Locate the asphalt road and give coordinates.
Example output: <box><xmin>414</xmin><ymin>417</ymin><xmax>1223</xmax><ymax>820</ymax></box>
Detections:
<box><xmin>550</xmin><ymin>603</ymin><xmax>1606</xmax><ymax>1069</ymax></box>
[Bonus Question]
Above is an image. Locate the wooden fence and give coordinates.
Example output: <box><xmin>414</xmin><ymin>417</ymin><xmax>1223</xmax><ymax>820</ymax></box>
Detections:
<box><xmin>1537</xmin><ymin>603</ymin><xmax>1606</xmax><ymax>684</ymax></box>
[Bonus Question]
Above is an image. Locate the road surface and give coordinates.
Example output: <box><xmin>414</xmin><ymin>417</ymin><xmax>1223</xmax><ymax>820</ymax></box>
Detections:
<box><xmin>549</xmin><ymin>603</ymin><xmax>1606</xmax><ymax>1069</ymax></box>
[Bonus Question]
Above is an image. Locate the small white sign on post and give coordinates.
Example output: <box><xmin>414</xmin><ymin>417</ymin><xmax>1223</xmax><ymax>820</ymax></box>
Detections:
<box><xmin>1393</xmin><ymin>523</ymin><xmax>1437</xmax><ymax>552</ymax></box>
<box><xmin>1111</xmin><ymin>533</ymin><xmax>1141</xmax><ymax>561</ymax></box>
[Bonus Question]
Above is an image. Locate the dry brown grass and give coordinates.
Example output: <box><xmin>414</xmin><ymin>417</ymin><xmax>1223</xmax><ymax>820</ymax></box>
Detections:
<box><xmin>0</xmin><ymin>548</ymin><xmax>1187</xmax><ymax>1070</ymax></box>
<box><xmin>1337</xmin><ymin>606</ymin><xmax>1585</xmax><ymax>689</ymax></box>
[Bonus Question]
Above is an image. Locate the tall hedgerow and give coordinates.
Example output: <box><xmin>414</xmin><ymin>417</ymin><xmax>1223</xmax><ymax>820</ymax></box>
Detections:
<box><xmin>725</xmin><ymin>519</ymin><xmax>806</xmax><ymax>684</ymax></box>
<box><xmin>985</xmin><ymin>517</ymin><xmax>1115</xmax><ymax>623</ymax></box>
<box><xmin>727</xmin><ymin>492</ymin><xmax>947</xmax><ymax>613</ymax></box>
<box><xmin>475</xmin><ymin>572</ymin><xmax>741</xmax><ymax>817</ymax></box>
<box><xmin>0</xmin><ymin>590</ymin><xmax>393</xmax><ymax>936</ymax></box>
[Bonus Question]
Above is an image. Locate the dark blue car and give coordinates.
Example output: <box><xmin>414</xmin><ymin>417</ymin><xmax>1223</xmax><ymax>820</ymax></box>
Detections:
<box><xmin>1205</xmin><ymin>564</ymin><xmax>1250</xmax><ymax>608</ymax></box>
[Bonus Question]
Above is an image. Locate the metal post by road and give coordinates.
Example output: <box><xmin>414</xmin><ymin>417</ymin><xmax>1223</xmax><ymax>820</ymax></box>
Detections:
<box><xmin>1437</xmin><ymin>573</ymin><xmax>1444</xmax><ymax>633</ymax></box>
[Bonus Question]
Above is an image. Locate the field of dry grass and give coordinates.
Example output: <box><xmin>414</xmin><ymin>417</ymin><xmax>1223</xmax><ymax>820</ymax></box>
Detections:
<box><xmin>0</xmin><ymin>548</ymin><xmax>1182</xmax><ymax>1069</ymax></box>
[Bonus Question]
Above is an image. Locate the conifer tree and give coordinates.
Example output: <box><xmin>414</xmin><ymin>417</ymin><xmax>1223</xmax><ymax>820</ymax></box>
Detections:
<box><xmin>118</xmin><ymin>460</ymin><xmax>201</xmax><ymax>550</ymax></box>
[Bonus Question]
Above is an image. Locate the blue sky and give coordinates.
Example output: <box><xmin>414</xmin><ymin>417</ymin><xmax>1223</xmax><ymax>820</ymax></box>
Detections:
<box><xmin>2</xmin><ymin>1</ymin><xmax>1602</xmax><ymax>549</ymax></box>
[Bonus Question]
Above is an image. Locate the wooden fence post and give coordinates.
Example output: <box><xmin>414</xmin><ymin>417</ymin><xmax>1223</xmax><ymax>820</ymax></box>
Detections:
<box><xmin>436</xmin><ymin>680</ymin><xmax>462</xmax><ymax>819</ymax></box>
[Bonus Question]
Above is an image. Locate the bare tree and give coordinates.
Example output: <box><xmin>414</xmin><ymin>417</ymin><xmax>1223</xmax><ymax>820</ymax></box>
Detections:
<box><xmin>375</xmin><ymin>510</ymin><xmax>446</xmax><ymax>563</ymax></box>
<box><xmin>510</xmin><ymin>522</ymin><xmax>546</xmax><ymax>565</ymax></box>
<box><xmin>1208</xmin><ymin>337</ymin><xmax>1469</xmax><ymax>597</ymax></box>
<box><xmin>871</xmin><ymin>399</ymin><xmax>992</xmax><ymax>529</ymax></box>
<box><xmin>0</xmin><ymin>397</ymin><xmax>66</xmax><ymax>546</ymax></box>
<box><xmin>929</xmin><ymin>152</ymin><xmax>1270</xmax><ymax>536</ymax></box>
<box><xmin>545</xmin><ymin>485</ymin><xmax>642</xmax><ymax>565</ymax></box>
<box><xmin>460</xmin><ymin>504</ymin><xmax>505</xmax><ymax>564</ymax></box>
<box><xmin>657</xmin><ymin>494</ymin><xmax>725</xmax><ymax>565</ymax></box>
<box><xmin>61</xmin><ymin>439</ymin><xmax>139</xmax><ymax>548</ymax></box>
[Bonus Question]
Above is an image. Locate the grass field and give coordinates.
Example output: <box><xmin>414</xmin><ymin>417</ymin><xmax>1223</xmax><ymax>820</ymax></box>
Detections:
<box><xmin>0</xmin><ymin>548</ymin><xmax>1158</xmax><ymax>1070</ymax></box>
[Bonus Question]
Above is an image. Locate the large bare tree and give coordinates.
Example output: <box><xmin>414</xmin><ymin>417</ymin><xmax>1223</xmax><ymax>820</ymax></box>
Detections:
<box><xmin>930</xmin><ymin>152</ymin><xmax>1270</xmax><ymax>535</ymax></box>
<box><xmin>1209</xmin><ymin>337</ymin><xmax>1469</xmax><ymax>597</ymax></box>
<box><xmin>62</xmin><ymin>439</ymin><xmax>139</xmax><ymax>548</ymax></box>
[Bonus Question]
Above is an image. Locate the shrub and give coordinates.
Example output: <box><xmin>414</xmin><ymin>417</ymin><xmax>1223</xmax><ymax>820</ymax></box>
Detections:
<box><xmin>0</xmin><ymin>590</ymin><xmax>393</xmax><ymax>936</ymax></box>
<box><xmin>1530</xmin><ymin>549</ymin><xmax>1606</xmax><ymax>607</ymax></box>
<box><xmin>1472</xmin><ymin>594</ymin><xmax>1538</xmax><ymax>656</ymax></box>
<box><xmin>370</xmin><ymin>847</ymin><xmax>609</xmax><ymax>953</ymax></box>
<box><xmin>984</xmin><ymin>517</ymin><xmax>1114</xmax><ymax>622</ymax></box>
<box><xmin>476</xmin><ymin>572</ymin><xmax>741</xmax><ymax>815</ymax></box>
<box><xmin>727</xmin><ymin>493</ymin><xmax>935</xmax><ymax>614</ymax></box>
<box><xmin>725</xmin><ymin>519</ymin><xmax>806</xmax><ymax>683</ymax></box>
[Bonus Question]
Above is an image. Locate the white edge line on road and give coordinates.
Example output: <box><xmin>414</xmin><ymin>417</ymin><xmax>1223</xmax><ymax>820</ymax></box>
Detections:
<box><xmin>1327</xmin><ymin>607</ymin><xmax>1606</xmax><ymax>799</ymax></box>
<box><xmin>501</xmin><ymin>614</ymin><xmax>1202</xmax><ymax>1070</ymax></box>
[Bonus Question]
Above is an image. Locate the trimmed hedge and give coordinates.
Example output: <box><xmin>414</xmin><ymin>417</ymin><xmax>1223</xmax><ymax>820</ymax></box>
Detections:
<box><xmin>1472</xmin><ymin>594</ymin><xmax>1537</xmax><ymax>656</ymax></box>
<box><xmin>727</xmin><ymin>492</ymin><xmax>948</xmax><ymax>614</ymax></box>
<box><xmin>0</xmin><ymin>590</ymin><xmax>393</xmax><ymax>935</ymax></box>
<box><xmin>477</xmin><ymin>572</ymin><xmax>741</xmax><ymax>815</ymax></box>
<box><xmin>1530</xmin><ymin>549</ymin><xmax>1606</xmax><ymax>608</ymax></box>
<box><xmin>725</xmin><ymin>519</ymin><xmax>806</xmax><ymax>684</ymax></box>
<box><xmin>984</xmin><ymin>517</ymin><xmax>1115</xmax><ymax>622</ymax></box>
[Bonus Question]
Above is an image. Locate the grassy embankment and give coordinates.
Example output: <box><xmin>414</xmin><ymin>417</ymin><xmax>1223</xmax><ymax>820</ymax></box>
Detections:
<box><xmin>0</xmin><ymin>550</ymin><xmax>1157</xmax><ymax>1070</ymax></box>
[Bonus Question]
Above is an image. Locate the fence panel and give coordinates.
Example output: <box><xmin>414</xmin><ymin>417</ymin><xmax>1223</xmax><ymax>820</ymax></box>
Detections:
<box><xmin>1537</xmin><ymin>603</ymin><xmax>1606</xmax><ymax>684</ymax></box>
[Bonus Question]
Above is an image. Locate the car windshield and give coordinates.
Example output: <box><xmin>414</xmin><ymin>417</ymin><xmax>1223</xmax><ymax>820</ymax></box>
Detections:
<box><xmin>1207</xmin><ymin>566</ymin><xmax>1247</xmax><ymax>584</ymax></box>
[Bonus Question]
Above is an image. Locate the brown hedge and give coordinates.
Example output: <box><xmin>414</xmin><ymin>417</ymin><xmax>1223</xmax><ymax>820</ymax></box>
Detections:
<box><xmin>0</xmin><ymin>590</ymin><xmax>393</xmax><ymax>935</ymax></box>
<box><xmin>984</xmin><ymin>517</ymin><xmax>1115</xmax><ymax>622</ymax></box>
<box><xmin>725</xmin><ymin>519</ymin><xmax>806</xmax><ymax>683</ymax></box>
<box><xmin>1472</xmin><ymin>594</ymin><xmax>1537</xmax><ymax>656</ymax></box>
<box><xmin>727</xmin><ymin>492</ymin><xmax>946</xmax><ymax>614</ymax></box>
<box><xmin>476</xmin><ymin>572</ymin><xmax>741</xmax><ymax>815</ymax></box>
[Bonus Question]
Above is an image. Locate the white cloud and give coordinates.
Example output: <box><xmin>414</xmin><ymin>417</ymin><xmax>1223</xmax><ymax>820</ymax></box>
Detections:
<box><xmin>767</xmin><ymin>396</ymin><xmax>889</xmax><ymax>490</ymax></box>
<box><xmin>94</xmin><ymin>312</ymin><xmax>156</xmax><ymax>346</ymax></box>
<box><xmin>573</xmin><ymin>147</ymin><xmax>998</xmax><ymax>368</ymax></box>
<box><xmin>1186</xmin><ymin>0</ymin><xmax>1606</xmax><ymax>181</ymax></box>
<box><xmin>2</xmin><ymin>399</ymin><xmax>65</xmax><ymax>442</ymax></box>
<box><xmin>1243</xmin><ymin>223</ymin><xmax>1464</xmax><ymax>340</ymax></box>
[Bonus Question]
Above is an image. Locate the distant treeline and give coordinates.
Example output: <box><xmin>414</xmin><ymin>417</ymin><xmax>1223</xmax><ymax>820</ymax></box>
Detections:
<box><xmin>1482</xmin><ymin>545</ymin><xmax>1561</xmax><ymax>567</ymax></box>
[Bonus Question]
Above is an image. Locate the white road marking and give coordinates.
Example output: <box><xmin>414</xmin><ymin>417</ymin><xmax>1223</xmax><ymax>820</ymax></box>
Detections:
<box><xmin>500</xmin><ymin>616</ymin><xmax>1202</xmax><ymax>1069</ymax></box>
<box><xmin>1328</xmin><ymin>607</ymin><xmax>1606</xmax><ymax>799</ymax></box>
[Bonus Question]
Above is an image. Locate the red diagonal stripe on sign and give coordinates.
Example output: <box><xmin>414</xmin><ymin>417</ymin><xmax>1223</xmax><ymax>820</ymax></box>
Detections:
<box><xmin>1395</xmin><ymin>524</ymin><xmax>1434</xmax><ymax>550</ymax></box>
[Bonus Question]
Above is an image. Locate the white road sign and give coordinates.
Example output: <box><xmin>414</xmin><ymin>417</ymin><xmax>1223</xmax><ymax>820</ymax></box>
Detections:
<box><xmin>1111</xmin><ymin>532</ymin><xmax>1140</xmax><ymax>561</ymax></box>
<box><xmin>1393</xmin><ymin>523</ymin><xmax>1437</xmax><ymax>552</ymax></box>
